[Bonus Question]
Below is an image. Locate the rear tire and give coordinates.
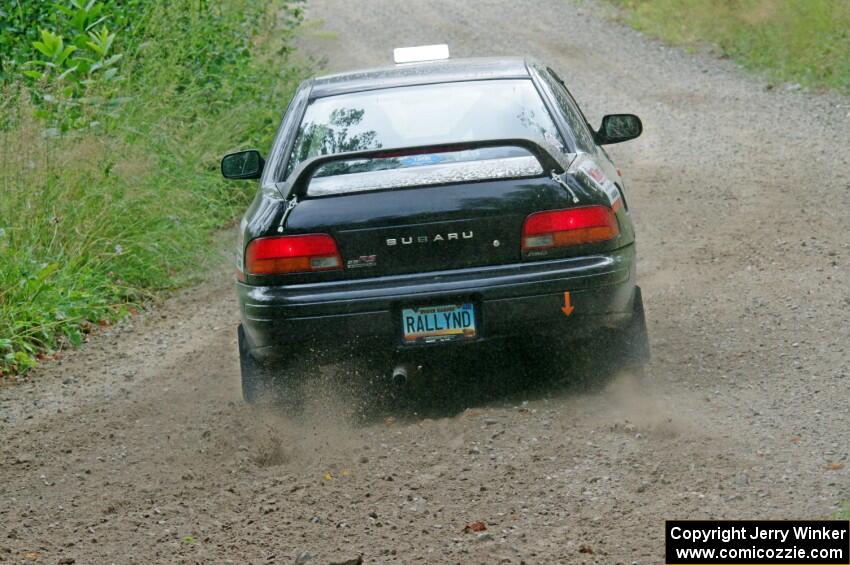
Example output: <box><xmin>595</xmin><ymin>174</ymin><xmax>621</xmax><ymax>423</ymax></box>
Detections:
<box><xmin>237</xmin><ymin>325</ymin><xmax>302</xmax><ymax>411</ymax></box>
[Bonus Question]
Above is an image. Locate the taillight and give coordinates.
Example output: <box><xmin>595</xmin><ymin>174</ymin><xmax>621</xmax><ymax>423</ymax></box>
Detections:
<box><xmin>245</xmin><ymin>234</ymin><xmax>342</xmax><ymax>275</ymax></box>
<box><xmin>522</xmin><ymin>206</ymin><xmax>619</xmax><ymax>251</ymax></box>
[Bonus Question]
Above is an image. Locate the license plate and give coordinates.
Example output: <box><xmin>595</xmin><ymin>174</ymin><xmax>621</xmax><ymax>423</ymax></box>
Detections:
<box><xmin>401</xmin><ymin>303</ymin><xmax>476</xmax><ymax>344</ymax></box>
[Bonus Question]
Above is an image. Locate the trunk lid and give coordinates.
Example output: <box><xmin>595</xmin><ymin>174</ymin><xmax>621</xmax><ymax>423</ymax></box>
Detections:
<box><xmin>284</xmin><ymin>176</ymin><xmax>572</xmax><ymax>278</ymax></box>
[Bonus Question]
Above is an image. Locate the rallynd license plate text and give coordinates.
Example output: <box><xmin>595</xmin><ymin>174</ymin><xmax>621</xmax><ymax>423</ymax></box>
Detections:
<box><xmin>401</xmin><ymin>303</ymin><xmax>476</xmax><ymax>343</ymax></box>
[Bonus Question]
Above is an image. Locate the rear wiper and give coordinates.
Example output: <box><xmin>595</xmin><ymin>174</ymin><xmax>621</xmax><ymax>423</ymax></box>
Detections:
<box><xmin>276</xmin><ymin>195</ymin><xmax>299</xmax><ymax>233</ymax></box>
<box><xmin>550</xmin><ymin>169</ymin><xmax>579</xmax><ymax>204</ymax></box>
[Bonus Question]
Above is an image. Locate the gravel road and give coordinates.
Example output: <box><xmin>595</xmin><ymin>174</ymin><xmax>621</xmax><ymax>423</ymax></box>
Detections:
<box><xmin>2</xmin><ymin>1</ymin><xmax>849</xmax><ymax>563</ymax></box>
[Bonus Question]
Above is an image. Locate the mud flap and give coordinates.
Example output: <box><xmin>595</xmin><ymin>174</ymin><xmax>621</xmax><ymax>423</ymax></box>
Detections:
<box><xmin>619</xmin><ymin>286</ymin><xmax>650</xmax><ymax>368</ymax></box>
<box><xmin>238</xmin><ymin>324</ymin><xmax>303</xmax><ymax>410</ymax></box>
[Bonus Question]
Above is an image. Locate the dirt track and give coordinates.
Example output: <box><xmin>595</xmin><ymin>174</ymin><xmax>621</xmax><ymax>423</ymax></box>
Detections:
<box><xmin>2</xmin><ymin>1</ymin><xmax>849</xmax><ymax>563</ymax></box>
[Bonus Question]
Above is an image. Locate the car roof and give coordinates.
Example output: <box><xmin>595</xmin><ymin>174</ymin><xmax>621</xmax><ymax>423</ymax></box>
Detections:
<box><xmin>308</xmin><ymin>57</ymin><xmax>531</xmax><ymax>99</ymax></box>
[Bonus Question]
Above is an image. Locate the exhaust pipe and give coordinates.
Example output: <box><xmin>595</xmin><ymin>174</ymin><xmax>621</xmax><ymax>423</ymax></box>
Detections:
<box><xmin>392</xmin><ymin>364</ymin><xmax>409</xmax><ymax>386</ymax></box>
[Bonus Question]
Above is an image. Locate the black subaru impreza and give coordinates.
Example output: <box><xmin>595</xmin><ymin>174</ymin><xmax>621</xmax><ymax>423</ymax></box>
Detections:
<box><xmin>221</xmin><ymin>47</ymin><xmax>649</xmax><ymax>405</ymax></box>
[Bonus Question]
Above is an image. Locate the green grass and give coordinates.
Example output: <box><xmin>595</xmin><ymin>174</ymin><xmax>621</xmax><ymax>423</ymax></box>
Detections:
<box><xmin>0</xmin><ymin>1</ymin><xmax>306</xmax><ymax>374</ymax></box>
<box><xmin>604</xmin><ymin>0</ymin><xmax>850</xmax><ymax>94</ymax></box>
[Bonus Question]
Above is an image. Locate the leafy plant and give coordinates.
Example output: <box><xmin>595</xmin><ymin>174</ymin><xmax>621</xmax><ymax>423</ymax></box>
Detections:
<box><xmin>19</xmin><ymin>1</ymin><xmax>129</xmax><ymax>130</ymax></box>
<box><xmin>25</xmin><ymin>29</ymin><xmax>78</xmax><ymax>80</ymax></box>
<box><xmin>53</xmin><ymin>0</ymin><xmax>108</xmax><ymax>35</ymax></box>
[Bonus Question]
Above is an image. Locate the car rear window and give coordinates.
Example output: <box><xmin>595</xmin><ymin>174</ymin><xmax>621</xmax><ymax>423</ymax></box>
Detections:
<box><xmin>284</xmin><ymin>79</ymin><xmax>565</xmax><ymax>185</ymax></box>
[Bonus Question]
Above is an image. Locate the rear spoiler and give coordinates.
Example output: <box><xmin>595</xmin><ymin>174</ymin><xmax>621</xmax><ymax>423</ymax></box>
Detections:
<box><xmin>276</xmin><ymin>137</ymin><xmax>568</xmax><ymax>199</ymax></box>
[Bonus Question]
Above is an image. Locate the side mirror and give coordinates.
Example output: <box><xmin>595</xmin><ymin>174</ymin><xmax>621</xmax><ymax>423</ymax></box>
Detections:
<box><xmin>221</xmin><ymin>150</ymin><xmax>265</xmax><ymax>180</ymax></box>
<box><xmin>595</xmin><ymin>114</ymin><xmax>642</xmax><ymax>145</ymax></box>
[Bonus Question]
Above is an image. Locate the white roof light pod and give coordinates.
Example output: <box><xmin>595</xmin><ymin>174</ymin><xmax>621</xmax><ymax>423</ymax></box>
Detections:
<box><xmin>393</xmin><ymin>44</ymin><xmax>450</xmax><ymax>64</ymax></box>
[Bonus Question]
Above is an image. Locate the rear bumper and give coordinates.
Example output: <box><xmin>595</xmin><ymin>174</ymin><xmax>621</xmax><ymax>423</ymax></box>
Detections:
<box><xmin>238</xmin><ymin>245</ymin><xmax>637</xmax><ymax>358</ymax></box>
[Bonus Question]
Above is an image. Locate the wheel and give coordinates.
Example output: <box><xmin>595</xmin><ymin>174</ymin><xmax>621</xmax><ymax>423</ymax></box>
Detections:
<box><xmin>237</xmin><ymin>325</ymin><xmax>302</xmax><ymax>410</ymax></box>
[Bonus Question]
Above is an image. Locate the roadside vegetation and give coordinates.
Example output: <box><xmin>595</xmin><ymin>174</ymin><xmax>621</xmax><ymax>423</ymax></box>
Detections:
<box><xmin>604</xmin><ymin>0</ymin><xmax>850</xmax><ymax>94</ymax></box>
<box><xmin>0</xmin><ymin>0</ymin><xmax>305</xmax><ymax>375</ymax></box>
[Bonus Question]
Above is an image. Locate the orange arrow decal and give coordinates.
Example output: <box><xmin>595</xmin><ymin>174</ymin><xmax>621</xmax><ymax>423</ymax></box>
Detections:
<box><xmin>561</xmin><ymin>291</ymin><xmax>575</xmax><ymax>316</ymax></box>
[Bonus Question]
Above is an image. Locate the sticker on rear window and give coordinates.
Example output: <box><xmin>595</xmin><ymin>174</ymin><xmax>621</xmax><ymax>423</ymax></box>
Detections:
<box><xmin>399</xmin><ymin>154</ymin><xmax>445</xmax><ymax>166</ymax></box>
